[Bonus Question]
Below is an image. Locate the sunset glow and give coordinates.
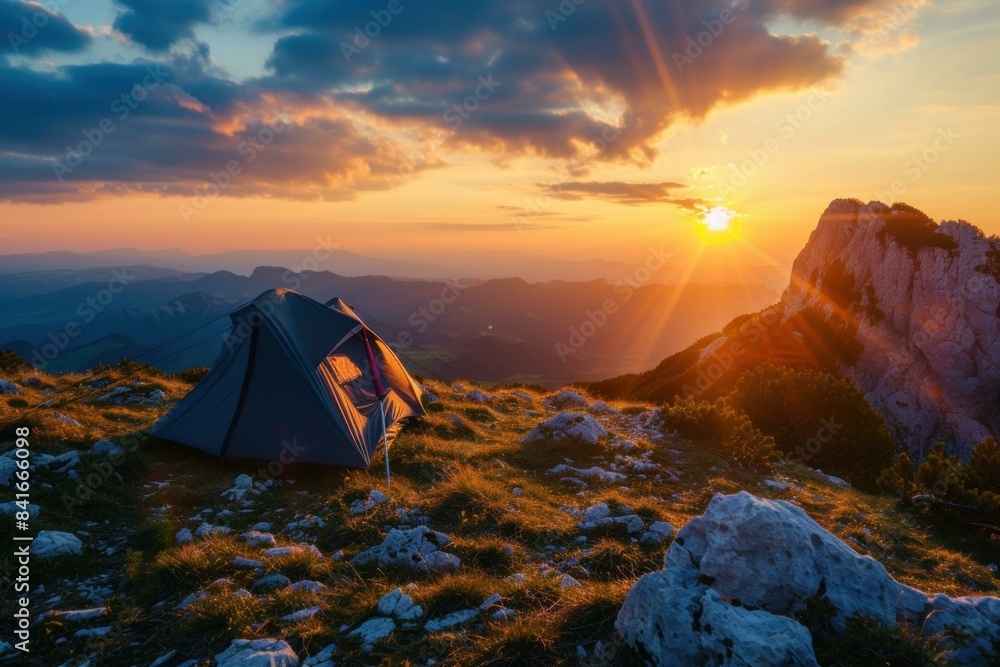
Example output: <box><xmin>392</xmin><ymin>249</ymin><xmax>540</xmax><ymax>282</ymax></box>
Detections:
<box><xmin>0</xmin><ymin>0</ymin><xmax>995</xmax><ymax>275</ymax></box>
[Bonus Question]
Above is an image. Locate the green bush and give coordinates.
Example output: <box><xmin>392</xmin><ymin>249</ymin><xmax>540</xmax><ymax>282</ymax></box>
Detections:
<box><xmin>880</xmin><ymin>440</ymin><xmax>1000</xmax><ymax>511</ymax></box>
<box><xmin>661</xmin><ymin>398</ymin><xmax>779</xmax><ymax>472</ymax></box>
<box><xmin>731</xmin><ymin>364</ymin><xmax>894</xmax><ymax>489</ymax></box>
<box><xmin>878</xmin><ymin>203</ymin><xmax>957</xmax><ymax>253</ymax></box>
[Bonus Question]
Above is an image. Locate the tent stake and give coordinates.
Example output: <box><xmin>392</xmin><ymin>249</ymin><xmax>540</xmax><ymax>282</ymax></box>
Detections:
<box><xmin>379</xmin><ymin>398</ymin><xmax>391</xmax><ymax>488</ymax></box>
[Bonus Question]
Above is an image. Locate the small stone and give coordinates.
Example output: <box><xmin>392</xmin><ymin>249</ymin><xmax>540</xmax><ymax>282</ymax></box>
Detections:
<box><xmin>425</xmin><ymin>609</ymin><xmax>478</xmax><ymax>632</ymax></box>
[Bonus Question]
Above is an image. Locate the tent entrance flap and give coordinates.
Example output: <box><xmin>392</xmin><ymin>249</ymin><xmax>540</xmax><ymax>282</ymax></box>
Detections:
<box><xmin>219</xmin><ymin>320</ymin><xmax>260</xmax><ymax>460</ymax></box>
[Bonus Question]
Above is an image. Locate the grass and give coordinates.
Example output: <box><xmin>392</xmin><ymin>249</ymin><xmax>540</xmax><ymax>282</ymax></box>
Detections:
<box><xmin>0</xmin><ymin>364</ymin><xmax>996</xmax><ymax>666</ymax></box>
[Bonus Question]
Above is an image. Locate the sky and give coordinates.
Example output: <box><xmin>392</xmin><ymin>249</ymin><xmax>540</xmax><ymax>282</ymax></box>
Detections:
<box><xmin>0</xmin><ymin>0</ymin><xmax>997</xmax><ymax>274</ymax></box>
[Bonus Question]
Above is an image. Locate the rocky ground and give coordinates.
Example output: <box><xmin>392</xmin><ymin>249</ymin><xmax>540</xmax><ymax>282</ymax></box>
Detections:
<box><xmin>0</xmin><ymin>362</ymin><xmax>998</xmax><ymax>666</ymax></box>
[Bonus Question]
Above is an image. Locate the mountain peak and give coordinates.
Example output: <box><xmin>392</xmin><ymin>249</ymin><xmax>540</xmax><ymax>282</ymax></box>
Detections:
<box><xmin>782</xmin><ymin>198</ymin><xmax>1000</xmax><ymax>456</ymax></box>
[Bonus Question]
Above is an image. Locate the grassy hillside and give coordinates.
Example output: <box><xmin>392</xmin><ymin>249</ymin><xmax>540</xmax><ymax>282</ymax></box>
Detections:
<box><xmin>0</xmin><ymin>359</ymin><xmax>997</xmax><ymax>666</ymax></box>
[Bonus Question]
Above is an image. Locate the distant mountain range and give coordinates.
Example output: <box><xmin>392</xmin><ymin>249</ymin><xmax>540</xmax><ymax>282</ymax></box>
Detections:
<box><xmin>0</xmin><ymin>247</ymin><xmax>791</xmax><ymax>290</ymax></box>
<box><xmin>0</xmin><ymin>263</ymin><xmax>778</xmax><ymax>385</ymax></box>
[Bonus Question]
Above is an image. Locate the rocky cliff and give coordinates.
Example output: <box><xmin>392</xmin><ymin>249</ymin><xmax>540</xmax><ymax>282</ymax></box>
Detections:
<box><xmin>781</xmin><ymin>199</ymin><xmax>1000</xmax><ymax>457</ymax></box>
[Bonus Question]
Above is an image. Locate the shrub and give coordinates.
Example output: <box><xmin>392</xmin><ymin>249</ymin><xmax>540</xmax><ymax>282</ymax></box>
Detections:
<box><xmin>878</xmin><ymin>441</ymin><xmax>1000</xmax><ymax>523</ymax></box>
<box><xmin>975</xmin><ymin>243</ymin><xmax>1000</xmax><ymax>282</ymax></box>
<box><xmin>877</xmin><ymin>203</ymin><xmax>957</xmax><ymax>252</ymax></box>
<box><xmin>0</xmin><ymin>349</ymin><xmax>30</xmax><ymax>374</ymax></box>
<box><xmin>731</xmin><ymin>364</ymin><xmax>894</xmax><ymax>489</ymax></box>
<box><xmin>662</xmin><ymin>398</ymin><xmax>779</xmax><ymax>472</ymax></box>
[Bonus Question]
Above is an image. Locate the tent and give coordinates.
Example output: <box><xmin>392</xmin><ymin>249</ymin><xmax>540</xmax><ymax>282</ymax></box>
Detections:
<box><xmin>150</xmin><ymin>289</ymin><xmax>425</xmax><ymax>469</ymax></box>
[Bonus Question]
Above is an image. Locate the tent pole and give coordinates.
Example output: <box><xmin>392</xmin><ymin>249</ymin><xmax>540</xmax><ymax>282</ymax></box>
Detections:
<box><xmin>379</xmin><ymin>398</ymin><xmax>391</xmax><ymax>487</ymax></box>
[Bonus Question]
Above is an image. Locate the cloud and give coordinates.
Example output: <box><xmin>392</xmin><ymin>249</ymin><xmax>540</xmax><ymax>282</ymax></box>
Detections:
<box><xmin>0</xmin><ymin>58</ymin><xmax>432</xmax><ymax>203</ymax></box>
<box><xmin>256</xmin><ymin>0</ymin><xmax>902</xmax><ymax>164</ymax></box>
<box><xmin>542</xmin><ymin>181</ymin><xmax>703</xmax><ymax>209</ymax></box>
<box><xmin>112</xmin><ymin>0</ymin><xmax>214</xmax><ymax>52</ymax></box>
<box><xmin>0</xmin><ymin>0</ymin><xmax>928</xmax><ymax>203</ymax></box>
<box><xmin>0</xmin><ymin>0</ymin><xmax>92</xmax><ymax>55</ymax></box>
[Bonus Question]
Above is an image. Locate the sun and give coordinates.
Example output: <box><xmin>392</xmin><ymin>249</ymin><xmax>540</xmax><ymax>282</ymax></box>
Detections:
<box><xmin>702</xmin><ymin>206</ymin><xmax>735</xmax><ymax>231</ymax></box>
<box><xmin>696</xmin><ymin>206</ymin><xmax>741</xmax><ymax>243</ymax></box>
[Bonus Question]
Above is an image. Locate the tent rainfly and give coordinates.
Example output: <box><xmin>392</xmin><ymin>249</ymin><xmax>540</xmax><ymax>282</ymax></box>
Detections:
<box><xmin>150</xmin><ymin>289</ymin><xmax>425</xmax><ymax>471</ymax></box>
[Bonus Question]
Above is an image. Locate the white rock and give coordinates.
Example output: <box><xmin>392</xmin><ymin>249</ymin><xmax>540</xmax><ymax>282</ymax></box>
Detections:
<box><xmin>33</xmin><ymin>530</ymin><xmax>83</xmax><ymax>558</ymax></box>
<box><xmin>90</xmin><ymin>439</ymin><xmax>124</xmax><ymax>458</ymax></box>
<box><xmin>0</xmin><ymin>379</ymin><xmax>22</xmax><ymax>395</ymax></box>
<box><xmin>234</xmin><ymin>557</ymin><xmax>263</xmax><ymax>568</ymax></box>
<box><xmin>287</xmin><ymin>580</ymin><xmax>327</xmax><ymax>594</ymax></box>
<box><xmin>559</xmin><ymin>574</ymin><xmax>583</xmax><ymax>589</ymax></box>
<box><xmin>588</xmin><ymin>401</ymin><xmax>619</xmax><ymax>415</ymax></box>
<box><xmin>195</xmin><ymin>523</ymin><xmax>232</xmax><ymax>539</ymax></box>
<box><xmin>546</xmin><ymin>390</ymin><xmax>589</xmax><ymax>409</ymax></box>
<box><xmin>425</xmin><ymin>609</ymin><xmax>478</xmax><ymax>632</ymax></box>
<box><xmin>549</xmin><ymin>464</ymin><xmax>626</xmax><ymax>484</ymax></box>
<box><xmin>0</xmin><ymin>501</ymin><xmax>39</xmax><ymax>519</ymax></box>
<box><xmin>479</xmin><ymin>594</ymin><xmax>502</xmax><ymax>610</ymax></box>
<box><xmin>239</xmin><ymin>530</ymin><xmax>277</xmax><ymax>547</ymax></box>
<box><xmin>492</xmin><ymin>607</ymin><xmax>517</xmax><ymax>621</ymax></box>
<box><xmin>175</xmin><ymin>528</ymin><xmax>193</xmax><ymax>544</ymax></box>
<box><xmin>523</xmin><ymin>412</ymin><xmax>608</xmax><ymax>446</ymax></box>
<box><xmin>921</xmin><ymin>595</ymin><xmax>1000</xmax><ymax>666</ymax></box>
<box><xmin>377</xmin><ymin>588</ymin><xmax>424</xmax><ymax>620</ymax></box>
<box><xmin>617</xmin><ymin>491</ymin><xmax>1000</xmax><ymax>666</ymax></box>
<box><xmin>253</xmin><ymin>573</ymin><xmax>291</xmax><ymax>591</ymax></box>
<box><xmin>639</xmin><ymin>521</ymin><xmax>675</xmax><ymax>547</ymax></box>
<box><xmin>302</xmin><ymin>643</ymin><xmax>338</xmax><ymax>667</ymax></box>
<box><xmin>282</xmin><ymin>606</ymin><xmax>321</xmax><ymax>623</ymax></box>
<box><xmin>45</xmin><ymin>607</ymin><xmax>106</xmax><ymax>622</ymax></box>
<box><xmin>467</xmin><ymin>389</ymin><xmax>490</xmax><ymax>403</ymax></box>
<box><xmin>350</xmin><ymin>489</ymin><xmax>391</xmax><ymax>515</ymax></box>
<box><xmin>699</xmin><ymin>588</ymin><xmax>819</xmax><ymax>667</ymax></box>
<box><xmin>348</xmin><ymin>617</ymin><xmax>395</xmax><ymax>643</ymax></box>
<box><xmin>351</xmin><ymin>526</ymin><xmax>460</xmax><ymax>573</ymax></box>
<box><xmin>0</xmin><ymin>457</ymin><xmax>17</xmax><ymax>487</ymax></box>
<box><xmin>215</xmin><ymin>639</ymin><xmax>299</xmax><ymax>667</ymax></box>
<box><xmin>174</xmin><ymin>590</ymin><xmax>209</xmax><ymax>610</ymax></box>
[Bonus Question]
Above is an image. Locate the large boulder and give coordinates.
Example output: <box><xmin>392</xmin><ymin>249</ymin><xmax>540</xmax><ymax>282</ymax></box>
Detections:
<box><xmin>617</xmin><ymin>492</ymin><xmax>1000</xmax><ymax>667</ymax></box>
